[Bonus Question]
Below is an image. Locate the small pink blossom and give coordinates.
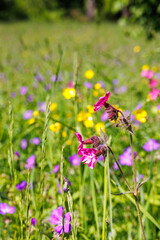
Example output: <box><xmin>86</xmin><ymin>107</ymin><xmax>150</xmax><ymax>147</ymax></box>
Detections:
<box><xmin>79</xmin><ymin>148</ymin><xmax>97</xmax><ymax>169</ymax></box>
<box><xmin>149</xmin><ymin>88</ymin><xmax>160</xmax><ymax>100</ymax></box>
<box><xmin>149</xmin><ymin>79</ymin><xmax>158</xmax><ymax>88</ymax></box>
<box><xmin>75</xmin><ymin>132</ymin><xmax>83</xmax><ymax>153</ymax></box>
<box><xmin>94</xmin><ymin>92</ymin><xmax>110</xmax><ymax>111</ymax></box>
<box><xmin>141</xmin><ymin>70</ymin><xmax>154</xmax><ymax>79</ymax></box>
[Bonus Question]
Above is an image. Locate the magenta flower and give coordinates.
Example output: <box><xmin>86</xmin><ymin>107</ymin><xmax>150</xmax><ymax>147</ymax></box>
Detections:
<box><xmin>30</xmin><ymin>137</ymin><xmax>41</xmax><ymax>145</ymax></box>
<box><xmin>31</xmin><ymin>218</ymin><xmax>37</xmax><ymax>226</ymax></box>
<box><xmin>21</xmin><ymin>139</ymin><xmax>28</xmax><ymax>150</ymax></box>
<box><xmin>75</xmin><ymin>132</ymin><xmax>83</xmax><ymax>153</ymax></box>
<box><xmin>16</xmin><ymin>181</ymin><xmax>27</xmax><ymax>191</ymax></box>
<box><xmin>79</xmin><ymin>148</ymin><xmax>97</xmax><ymax>169</ymax></box>
<box><xmin>0</xmin><ymin>203</ymin><xmax>15</xmax><ymax>215</ymax></box>
<box><xmin>141</xmin><ymin>70</ymin><xmax>154</xmax><ymax>79</ymax></box>
<box><xmin>50</xmin><ymin>206</ymin><xmax>71</xmax><ymax>235</ymax></box>
<box><xmin>143</xmin><ymin>139</ymin><xmax>160</xmax><ymax>152</ymax></box>
<box><xmin>119</xmin><ymin>147</ymin><xmax>136</xmax><ymax>166</ymax></box>
<box><xmin>15</xmin><ymin>151</ymin><xmax>20</xmax><ymax>157</ymax></box>
<box><xmin>23</xmin><ymin>110</ymin><xmax>33</xmax><ymax>120</ymax></box>
<box><xmin>69</xmin><ymin>154</ymin><xmax>81</xmax><ymax>166</ymax></box>
<box><xmin>94</xmin><ymin>91</ymin><xmax>110</xmax><ymax>112</ymax></box>
<box><xmin>25</xmin><ymin>155</ymin><xmax>36</xmax><ymax>169</ymax></box>
<box><xmin>149</xmin><ymin>88</ymin><xmax>160</xmax><ymax>100</ymax></box>
<box><xmin>54</xmin><ymin>164</ymin><xmax>60</xmax><ymax>173</ymax></box>
<box><xmin>149</xmin><ymin>79</ymin><xmax>158</xmax><ymax>88</ymax></box>
<box><xmin>20</xmin><ymin>86</ymin><xmax>28</xmax><ymax>95</ymax></box>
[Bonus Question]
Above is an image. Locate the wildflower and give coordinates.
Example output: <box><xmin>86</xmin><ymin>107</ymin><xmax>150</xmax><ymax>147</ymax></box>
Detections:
<box><xmin>141</xmin><ymin>70</ymin><xmax>154</xmax><ymax>79</ymax></box>
<box><xmin>80</xmin><ymin>148</ymin><xmax>98</xmax><ymax>169</ymax></box>
<box><xmin>66</xmin><ymin>140</ymin><xmax>71</xmax><ymax>145</ymax></box>
<box><xmin>16</xmin><ymin>181</ymin><xmax>27</xmax><ymax>191</ymax></box>
<box><xmin>149</xmin><ymin>80</ymin><xmax>158</xmax><ymax>88</ymax></box>
<box><xmin>135</xmin><ymin>103</ymin><xmax>143</xmax><ymax>110</ymax></box>
<box><xmin>39</xmin><ymin>102</ymin><xmax>46</xmax><ymax>112</ymax></box>
<box><xmin>93</xmin><ymin>90</ymin><xmax>99</xmax><ymax>97</ymax></box>
<box><xmin>134</xmin><ymin>109</ymin><xmax>147</xmax><ymax>123</ymax></box>
<box><xmin>23</xmin><ymin>110</ymin><xmax>33</xmax><ymax>120</ymax></box>
<box><xmin>101</xmin><ymin>112</ymin><xmax>109</xmax><ymax>122</ymax></box>
<box><xmin>28</xmin><ymin>118</ymin><xmax>35</xmax><ymax>125</ymax></box>
<box><xmin>94</xmin><ymin>91</ymin><xmax>110</xmax><ymax>111</ymax></box>
<box><xmin>31</xmin><ymin>218</ymin><xmax>37</xmax><ymax>226</ymax></box>
<box><xmin>113</xmin><ymin>162</ymin><xmax>119</xmax><ymax>170</ymax></box>
<box><xmin>49</xmin><ymin>123</ymin><xmax>61</xmax><ymax>133</ymax></box>
<box><xmin>15</xmin><ymin>151</ymin><xmax>20</xmax><ymax>158</ymax></box>
<box><xmin>142</xmin><ymin>65</ymin><xmax>149</xmax><ymax>71</ymax></box>
<box><xmin>35</xmin><ymin>73</ymin><xmax>44</xmax><ymax>82</ymax></box>
<box><xmin>20</xmin><ymin>86</ymin><xmax>28</xmax><ymax>95</ymax></box>
<box><xmin>21</xmin><ymin>139</ymin><xmax>27</xmax><ymax>150</ymax></box>
<box><xmin>84</xmin><ymin>82</ymin><xmax>93</xmax><ymax>89</ymax></box>
<box><xmin>86</xmin><ymin>105</ymin><xmax>94</xmax><ymax>114</ymax></box>
<box><xmin>62</xmin><ymin>130</ymin><xmax>67</xmax><ymax>138</ymax></box>
<box><xmin>133</xmin><ymin>45</ymin><xmax>141</xmax><ymax>53</ymax></box>
<box><xmin>148</xmin><ymin>88</ymin><xmax>160</xmax><ymax>100</ymax></box>
<box><xmin>27</xmin><ymin>95</ymin><xmax>34</xmax><ymax>102</ymax></box>
<box><xmin>62</xmin><ymin>88</ymin><xmax>76</xmax><ymax>99</ymax></box>
<box><xmin>155</xmin><ymin>72</ymin><xmax>160</xmax><ymax>79</ymax></box>
<box><xmin>83</xmin><ymin>113</ymin><xmax>93</xmax><ymax>128</ymax></box>
<box><xmin>84</xmin><ymin>70</ymin><xmax>94</xmax><ymax>79</ymax></box>
<box><xmin>30</xmin><ymin>137</ymin><xmax>41</xmax><ymax>145</ymax></box>
<box><xmin>50</xmin><ymin>206</ymin><xmax>71</xmax><ymax>235</ymax></box>
<box><xmin>75</xmin><ymin>132</ymin><xmax>83</xmax><ymax>152</ymax></box>
<box><xmin>143</xmin><ymin>139</ymin><xmax>160</xmax><ymax>152</ymax></box>
<box><xmin>10</xmin><ymin>92</ymin><xmax>16</xmax><ymax>98</ymax></box>
<box><xmin>114</xmin><ymin>86</ymin><xmax>127</xmax><ymax>94</ymax></box>
<box><xmin>77</xmin><ymin>111</ymin><xmax>86</xmax><ymax>122</ymax></box>
<box><xmin>33</xmin><ymin>111</ymin><xmax>39</xmax><ymax>117</ymax></box>
<box><xmin>95</xmin><ymin>122</ymin><xmax>105</xmax><ymax>135</ymax></box>
<box><xmin>50</xmin><ymin>102</ymin><xmax>57</xmax><ymax>112</ymax></box>
<box><xmin>54</xmin><ymin>164</ymin><xmax>59</xmax><ymax>173</ymax></box>
<box><xmin>67</xmin><ymin>81</ymin><xmax>74</xmax><ymax>88</ymax></box>
<box><xmin>45</xmin><ymin>84</ymin><xmax>51</xmax><ymax>90</ymax></box>
<box><xmin>50</xmin><ymin>75</ymin><xmax>56</xmax><ymax>82</ymax></box>
<box><xmin>69</xmin><ymin>154</ymin><xmax>81</xmax><ymax>166</ymax></box>
<box><xmin>119</xmin><ymin>147</ymin><xmax>136</xmax><ymax>166</ymax></box>
<box><xmin>112</xmin><ymin>79</ymin><xmax>119</xmax><ymax>85</ymax></box>
<box><xmin>0</xmin><ymin>203</ymin><xmax>15</xmax><ymax>215</ymax></box>
<box><xmin>25</xmin><ymin>155</ymin><xmax>36</xmax><ymax>169</ymax></box>
<box><xmin>94</xmin><ymin>83</ymin><xmax>101</xmax><ymax>90</ymax></box>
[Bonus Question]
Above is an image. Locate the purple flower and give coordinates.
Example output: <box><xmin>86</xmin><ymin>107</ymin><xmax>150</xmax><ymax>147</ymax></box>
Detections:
<box><xmin>50</xmin><ymin>75</ymin><xmax>56</xmax><ymax>82</ymax></box>
<box><xmin>16</xmin><ymin>181</ymin><xmax>27</xmax><ymax>191</ymax></box>
<box><xmin>31</xmin><ymin>218</ymin><xmax>37</xmax><ymax>226</ymax></box>
<box><xmin>54</xmin><ymin>164</ymin><xmax>60</xmax><ymax>173</ymax></box>
<box><xmin>113</xmin><ymin>162</ymin><xmax>119</xmax><ymax>170</ymax></box>
<box><xmin>135</xmin><ymin>103</ymin><xmax>143</xmax><ymax>110</ymax></box>
<box><xmin>50</xmin><ymin>206</ymin><xmax>71</xmax><ymax>235</ymax></box>
<box><xmin>101</xmin><ymin>112</ymin><xmax>109</xmax><ymax>122</ymax></box>
<box><xmin>114</xmin><ymin>86</ymin><xmax>127</xmax><ymax>94</ymax></box>
<box><xmin>84</xmin><ymin>82</ymin><xmax>93</xmax><ymax>89</ymax></box>
<box><xmin>99</xmin><ymin>81</ymin><xmax>105</xmax><ymax>88</ymax></box>
<box><xmin>0</xmin><ymin>203</ymin><xmax>15</xmax><ymax>215</ymax></box>
<box><xmin>35</xmin><ymin>73</ymin><xmax>44</xmax><ymax>82</ymax></box>
<box><xmin>15</xmin><ymin>151</ymin><xmax>20</xmax><ymax>157</ymax></box>
<box><xmin>69</xmin><ymin>154</ymin><xmax>81</xmax><ymax>166</ymax></box>
<box><xmin>157</xmin><ymin>104</ymin><xmax>160</xmax><ymax>111</ymax></box>
<box><xmin>39</xmin><ymin>102</ymin><xmax>46</xmax><ymax>112</ymax></box>
<box><xmin>112</xmin><ymin>79</ymin><xmax>119</xmax><ymax>85</ymax></box>
<box><xmin>21</xmin><ymin>139</ymin><xmax>27</xmax><ymax>150</ymax></box>
<box><xmin>23</xmin><ymin>110</ymin><xmax>33</xmax><ymax>120</ymax></box>
<box><xmin>142</xmin><ymin>139</ymin><xmax>160</xmax><ymax>152</ymax></box>
<box><xmin>155</xmin><ymin>72</ymin><xmax>160</xmax><ymax>79</ymax></box>
<box><xmin>98</xmin><ymin>155</ymin><xmax>104</xmax><ymax>161</ymax></box>
<box><xmin>45</xmin><ymin>84</ymin><xmax>51</xmax><ymax>90</ymax></box>
<box><xmin>27</xmin><ymin>95</ymin><xmax>34</xmax><ymax>102</ymax></box>
<box><xmin>30</xmin><ymin>137</ymin><xmax>41</xmax><ymax>145</ymax></box>
<box><xmin>119</xmin><ymin>147</ymin><xmax>136</xmax><ymax>166</ymax></box>
<box><xmin>10</xmin><ymin>92</ymin><xmax>16</xmax><ymax>98</ymax></box>
<box><xmin>20</xmin><ymin>86</ymin><xmax>28</xmax><ymax>95</ymax></box>
<box><xmin>25</xmin><ymin>155</ymin><xmax>36</xmax><ymax>169</ymax></box>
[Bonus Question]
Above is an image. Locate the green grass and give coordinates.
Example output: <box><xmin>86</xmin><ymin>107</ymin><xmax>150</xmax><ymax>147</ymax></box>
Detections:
<box><xmin>0</xmin><ymin>20</ymin><xmax>160</xmax><ymax>239</ymax></box>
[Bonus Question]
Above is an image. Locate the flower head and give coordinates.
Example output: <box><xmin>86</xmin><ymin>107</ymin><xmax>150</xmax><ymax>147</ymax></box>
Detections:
<box><xmin>31</xmin><ymin>218</ymin><xmax>37</xmax><ymax>226</ymax></box>
<box><xmin>148</xmin><ymin>88</ymin><xmax>160</xmax><ymax>101</ymax></box>
<box><xmin>21</xmin><ymin>139</ymin><xmax>28</xmax><ymax>150</ymax></box>
<box><xmin>134</xmin><ymin>109</ymin><xmax>147</xmax><ymax>123</ymax></box>
<box><xmin>75</xmin><ymin>132</ymin><xmax>83</xmax><ymax>153</ymax></box>
<box><xmin>143</xmin><ymin>139</ymin><xmax>160</xmax><ymax>152</ymax></box>
<box><xmin>16</xmin><ymin>181</ymin><xmax>27</xmax><ymax>191</ymax></box>
<box><xmin>94</xmin><ymin>92</ymin><xmax>110</xmax><ymax>112</ymax></box>
<box><xmin>25</xmin><ymin>155</ymin><xmax>36</xmax><ymax>169</ymax></box>
<box><xmin>54</xmin><ymin>164</ymin><xmax>60</xmax><ymax>173</ymax></box>
<box><xmin>69</xmin><ymin>154</ymin><xmax>81</xmax><ymax>166</ymax></box>
<box><xmin>119</xmin><ymin>147</ymin><xmax>136</xmax><ymax>166</ymax></box>
<box><xmin>62</xmin><ymin>88</ymin><xmax>76</xmax><ymax>99</ymax></box>
<box><xmin>84</xmin><ymin>70</ymin><xmax>94</xmax><ymax>79</ymax></box>
<box><xmin>49</xmin><ymin>123</ymin><xmax>61</xmax><ymax>133</ymax></box>
<box><xmin>23</xmin><ymin>110</ymin><xmax>33</xmax><ymax>120</ymax></box>
<box><xmin>20</xmin><ymin>86</ymin><xmax>28</xmax><ymax>95</ymax></box>
<box><xmin>50</xmin><ymin>206</ymin><xmax>71</xmax><ymax>235</ymax></box>
<box><xmin>0</xmin><ymin>203</ymin><xmax>15</xmax><ymax>215</ymax></box>
<box><xmin>80</xmin><ymin>148</ymin><xmax>97</xmax><ymax>169</ymax></box>
<box><xmin>30</xmin><ymin>137</ymin><xmax>41</xmax><ymax>145</ymax></box>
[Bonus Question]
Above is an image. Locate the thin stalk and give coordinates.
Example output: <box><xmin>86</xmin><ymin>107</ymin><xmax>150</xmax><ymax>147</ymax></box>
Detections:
<box><xmin>67</xmin><ymin>190</ymin><xmax>76</xmax><ymax>240</ymax></box>
<box><xmin>108</xmin><ymin>146</ymin><xmax>133</xmax><ymax>192</ymax></box>
<box><xmin>61</xmin><ymin>145</ymin><xmax>65</xmax><ymax>240</ymax></box>
<box><xmin>79</xmin><ymin>164</ymin><xmax>84</xmax><ymax>229</ymax></box>
<box><xmin>102</xmin><ymin>154</ymin><xmax>108</xmax><ymax>240</ymax></box>
<box><xmin>107</xmin><ymin>153</ymin><xmax>112</xmax><ymax>239</ymax></box>
<box><xmin>129</xmin><ymin>133</ymin><xmax>146</xmax><ymax>240</ymax></box>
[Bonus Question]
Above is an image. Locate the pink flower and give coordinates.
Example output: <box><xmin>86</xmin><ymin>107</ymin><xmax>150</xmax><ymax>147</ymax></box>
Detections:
<box><xmin>79</xmin><ymin>148</ymin><xmax>97</xmax><ymax>169</ymax></box>
<box><xmin>149</xmin><ymin>79</ymin><xmax>158</xmax><ymax>88</ymax></box>
<box><xmin>149</xmin><ymin>88</ymin><xmax>160</xmax><ymax>100</ymax></box>
<box><xmin>94</xmin><ymin>92</ymin><xmax>110</xmax><ymax>111</ymax></box>
<box><xmin>141</xmin><ymin>70</ymin><xmax>154</xmax><ymax>79</ymax></box>
<box><xmin>75</xmin><ymin>132</ymin><xmax>83</xmax><ymax>153</ymax></box>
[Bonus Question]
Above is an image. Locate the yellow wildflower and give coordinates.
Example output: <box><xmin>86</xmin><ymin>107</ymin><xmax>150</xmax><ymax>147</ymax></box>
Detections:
<box><xmin>95</xmin><ymin>122</ymin><xmax>105</xmax><ymax>135</ymax></box>
<box><xmin>93</xmin><ymin>90</ymin><xmax>99</xmax><ymax>97</ymax></box>
<box><xmin>83</xmin><ymin>113</ymin><xmax>93</xmax><ymax>128</ymax></box>
<box><xmin>33</xmin><ymin>111</ymin><xmax>39</xmax><ymax>117</ymax></box>
<box><xmin>151</xmin><ymin>66</ymin><xmax>157</xmax><ymax>72</ymax></box>
<box><xmin>62</xmin><ymin>130</ymin><xmax>67</xmax><ymax>138</ymax></box>
<box><xmin>94</xmin><ymin>83</ymin><xmax>101</xmax><ymax>90</ymax></box>
<box><xmin>77</xmin><ymin>111</ymin><xmax>86</xmax><ymax>122</ymax></box>
<box><xmin>134</xmin><ymin>109</ymin><xmax>147</xmax><ymax>123</ymax></box>
<box><xmin>50</xmin><ymin>103</ymin><xmax>57</xmax><ymax>112</ymax></box>
<box><xmin>86</xmin><ymin>105</ymin><xmax>94</xmax><ymax>114</ymax></box>
<box><xmin>66</xmin><ymin>140</ymin><xmax>71</xmax><ymax>145</ymax></box>
<box><xmin>99</xmin><ymin>88</ymin><xmax>105</xmax><ymax>95</ymax></box>
<box><xmin>66</xmin><ymin>112</ymin><xmax>73</xmax><ymax>119</ymax></box>
<box><xmin>110</xmin><ymin>105</ymin><xmax>123</xmax><ymax>123</ymax></box>
<box><xmin>62</xmin><ymin>88</ymin><xmax>76</xmax><ymax>99</ymax></box>
<box><xmin>133</xmin><ymin>46</ymin><xmax>141</xmax><ymax>53</ymax></box>
<box><xmin>49</xmin><ymin>122</ymin><xmax>61</xmax><ymax>132</ymax></box>
<box><xmin>142</xmin><ymin>65</ymin><xmax>149</xmax><ymax>71</ymax></box>
<box><xmin>28</xmin><ymin>118</ymin><xmax>35</xmax><ymax>125</ymax></box>
<box><xmin>52</xmin><ymin>114</ymin><xmax>59</xmax><ymax>120</ymax></box>
<box><xmin>84</xmin><ymin>70</ymin><xmax>94</xmax><ymax>79</ymax></box>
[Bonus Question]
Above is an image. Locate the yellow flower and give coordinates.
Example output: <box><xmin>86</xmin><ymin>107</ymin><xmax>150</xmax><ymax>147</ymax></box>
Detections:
<box><xmin>62</xmin><ymin>130</ymin><xmax>67</xmax><ymax>138</ymax></box>
<box><xmin>77</xmin><ymin>111</ymin><xmax>86</xmax><ymax>122</ymax></box>
<box><xmin>33</xmin><ymin>111</ymin><xmax>39</xmax><ymax>117</ymax></box>
<box><xmin>95</xmin><ymin>122</ymin><xmax>105</xmax><ymax>135</ymax></box>
<box><xmin>66</xmin><ymin>112</ymin><xmax>73</xmax><ymax>119</ymax></box>
<box><xmin>133</xmin><ymin>46</ymin><xmax>141</xmax><ymax>53</ymax></box>
<box><xmin>52</xmin><ymin>114</ymin><xmax>59</xmax><ymax>120</ymax></box>
<box><xmin>134</xmin><ymin>109</ymin><xmax>147</xmax><ymax>123</ymax></box>
<box><xmin>50</xmin><ymin>102</ymin><xmax>57</xmax><ymax>112</ymax></box>
<box><xmin>49</xmin><ymin>122</ymin><xmax>61</xmax><ymax>132</ymax></box>
<box><xmin>28</xmin><ymin>118</ymin><xmax>35</xmax><ymax>125</ymax></box>
<box><xmin>93</xmin><ymin>90</ymin><xmax>99</xmax><ymax>97</ymax></box>
<box><xmin>110</xmin><ymin>105</ymin><xmax>123</xmax><ymax>123</ymax></box>
<box><xmin>86</xmin><ymin>105</ymin><xmax>94</xmax><ymax>114</ymax></box>
<box><xmin>151</xmin><ymin>66</ymin><xmax>157</xmax><ymax>72</ymax></box>
<box><xmin>94</xmin><ymin>83</ymin><xmax>101</xmax><ymax>90</ymax></box>
<box><xmin>83</xmin><ymin>113</ymin><xmax>93</xmax><ymax>128</ymax></box>
<box><xmin>99</xmin><ymin>88</ymin><xmax>105</xmax><ymax>95</ymax></box>
<box><xmin>84</xmin><ymin>70</ymin><xmax>94</xmax><ymax>79</ymax></box>
<box><xmin>142</xmin><ymin>65</ymin><xmax>149</xmax><ymax>71</ymax></box>
<box><xmin>62</xmin><ymin>88</ymin><xmax>76</xmax><ymax>99</ymax></box>
<box><xmin>66</xmin><ymin>140</ymin><xmax>71</xmax><ymax>145</ymax></box>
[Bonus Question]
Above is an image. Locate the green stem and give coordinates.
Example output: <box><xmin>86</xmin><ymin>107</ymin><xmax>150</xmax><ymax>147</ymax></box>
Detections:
<box><xmin>107</xmin><ymin>152</ymin><xmax>112</xmax><ymax>238</ymax></box>
<box><xmin>79</xmin><ymin>164</ymin><xmax>84</xmax><ymax>229</ymax></box>
<box><xmin>129</xmin><ymin>134</ymin><xmax>137</xmax><ymax>193</ymax></box>
<box><xmin>102</xmin><ymin>154</ymin><xmax>108</xmax><ymax>240</ymax></box>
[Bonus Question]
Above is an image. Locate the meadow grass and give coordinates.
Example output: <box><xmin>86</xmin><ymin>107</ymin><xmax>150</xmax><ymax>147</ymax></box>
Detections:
<box><xmin>0</xmin><ymin>20</ymin><xmax>160</xmax><ymax>239</ymax></box>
